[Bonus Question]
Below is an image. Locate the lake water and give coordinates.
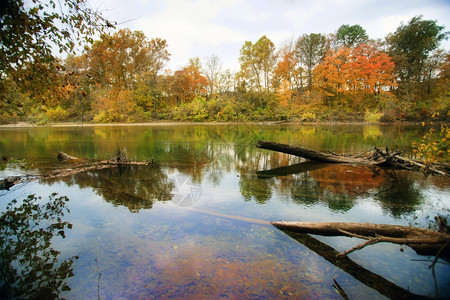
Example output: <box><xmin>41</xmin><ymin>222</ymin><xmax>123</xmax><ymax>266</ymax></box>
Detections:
<box><xmin>0</xmin><ymin>124</ymin><xmax>449</xmax><ymax>299</ymax></box>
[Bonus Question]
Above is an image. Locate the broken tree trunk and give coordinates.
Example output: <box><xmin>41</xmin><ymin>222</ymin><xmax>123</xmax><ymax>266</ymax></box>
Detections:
<box><xmin>271</xmin><ymin>221</ymin><xmax>450</xmax><ymax>257</ymax></box>
<box><xmin>256</xmin><ymin>140</ymin><xmax>447</xmax><ymax>176</ymax></box>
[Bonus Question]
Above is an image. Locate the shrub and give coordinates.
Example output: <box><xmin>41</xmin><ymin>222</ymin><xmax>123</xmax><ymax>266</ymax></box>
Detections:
<box><xmin>46</xmin><ymin>106</ymin><xmax>69</xmax><ymax>122</ymax></box>
<box><xmin>171</xmin><ymin>97</ymin><xmax>209</xmax><ymax>121</ymax></box>
<box><xmin>413</xmin><ymin>124</ymin><xmax>449</xmax><ymax>165</ymax></box>
<box><xmin>364</xmin><ymin>110</ymin><xmax>382</xmax><ymax>123</ymax></box>
<box><xmin>92</xmin><ymin>90</ymin><xmax>136</xmax><ymax>123</ymax></box>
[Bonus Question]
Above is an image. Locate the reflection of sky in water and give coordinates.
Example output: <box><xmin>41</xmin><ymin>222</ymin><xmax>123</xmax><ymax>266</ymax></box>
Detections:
<box><xmin>0</xmin><ymin>124</ymin><xmax>449</xmax><ymax>298</ymax></box>
<box><xmin>41</xmin><ymin>183</ymin><xmax>386</xmax><ymax>299</ymax></box>
<box><xmin>2</xmin><ymin>166</ymin><xmax>448</xmax><ymax>298</ymax></box>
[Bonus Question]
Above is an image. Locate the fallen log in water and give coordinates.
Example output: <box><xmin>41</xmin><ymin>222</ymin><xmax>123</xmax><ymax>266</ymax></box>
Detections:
<box><xmin>45</xmin><ymin>160</ymin><xmax>149</xmax><ymax>179</ymax></box>
<box><xmin>257</xmin><ymin>140</ymin><xmax>378</xmax><ymax>164</ymax></box>
<box><xmin>0</xmin><ymin>148</ymin><xmax>151</xmax><ymax>190</ymax></box>
<box><xmin>256</xmin><ymin>140</ymin><xmax>447</xmax><ymax>176</ymax></box>
<box><xmin>49</xmin><ymin>146</ymin><xmax>150</xmax><ymax>179</ymax></box>
<box><xmin>281</xmin><ymin>230</ymin><xmax>432</xmax><ymax>300</ymax></box>
<box><xmin>271</xmin><ymin>221</ymin><xmax>450</xmax><ymax>258</ymax></box>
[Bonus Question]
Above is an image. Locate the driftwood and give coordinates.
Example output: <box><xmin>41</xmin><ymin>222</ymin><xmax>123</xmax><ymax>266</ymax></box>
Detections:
<box><xmin>271</xmin><ymin>221</ymin><xmax>450</xmax><ymax>258</ymax></box>
<box><xmin>48</xmin><ymin>146</ymin><xmax>150</xmax><ymax>179</ymax></box>
<box><xmin>256</xmin><ymin>140</ymin><xmax>447</xmax><ymax>176</ymax></box>
<box><xmin>45</xmin><ymin>160</ymin><xmax>149</xmax><ymax>179</ymax></box>
<box><xmin>0</xmin><ymin>148</ymin><xmax>150</xmax><ymax>190</ymax></box>
<box><xmin>57</xmin><ymin>151</ymin><xmax>79</xmax><ymax>161</ymax></box>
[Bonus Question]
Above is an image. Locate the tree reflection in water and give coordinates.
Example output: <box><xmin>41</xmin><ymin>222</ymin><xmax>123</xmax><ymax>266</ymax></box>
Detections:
<box><xmin>375</xmin><ymin>172</ymin><xmax>425</xmax><ymax>217</ymax></box>
<box><xmin>0</xmin><ymin>194</ymin><xmax>77</xmax><ymax>299</ymax></box>
<box><xmin>33</xmin><ymin>134</ymin><xmax>435</xmax><ymax>218</ymax></box>
<box><xmin>59</xmin><ymin>164</ymin><xmax>174</xmax><ymax>212</ymax></box>
<box><xmin>256</xmin><ymin>161</ymin><xmax>427</xmax><ymax>215</ymax></box>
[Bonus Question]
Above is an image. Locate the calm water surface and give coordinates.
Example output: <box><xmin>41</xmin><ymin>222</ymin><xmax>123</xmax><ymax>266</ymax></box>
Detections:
<box><xmin>0</xmin><ymin>124</ymin><xmax>449</xmax><ymax>299</ymax></box>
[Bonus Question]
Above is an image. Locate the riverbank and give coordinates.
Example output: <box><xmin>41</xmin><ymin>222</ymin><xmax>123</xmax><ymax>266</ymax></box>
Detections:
<box><xmin>0</xmin><ymin>120</ymin><xmax>432</xmax><ymax>128</ymax></box>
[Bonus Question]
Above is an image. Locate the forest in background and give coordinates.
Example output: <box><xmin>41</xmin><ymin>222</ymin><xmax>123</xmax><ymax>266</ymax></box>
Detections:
<box><xmin>1</xmin><ymin>1</ymin><xmax>449</xmax><ymax>124</ymax></box>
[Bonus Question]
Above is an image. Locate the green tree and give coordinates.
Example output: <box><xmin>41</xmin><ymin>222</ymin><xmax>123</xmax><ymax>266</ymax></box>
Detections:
<box><xmin>386</xmin><ymin>15</ymin><xmax>448</xmax><ymax>96</ymax></box>
<box><xmin>296</xmin><ymin>33</ymin><xmax>327</xmax><ymax>93</ymax></box>
<box><xmin>0</xmin><ymin>0</ymin><xmax>111</xmax><ymax>114</ymax></box>
<box><xmin>336</xmin><ymin>24</ymin><xmax>369</xmax><ymax>47</ymax></box>
<box><xmin>238</xmin><ymin>35</ymin><xmax>277</xmax><ymax>93</ymax></box>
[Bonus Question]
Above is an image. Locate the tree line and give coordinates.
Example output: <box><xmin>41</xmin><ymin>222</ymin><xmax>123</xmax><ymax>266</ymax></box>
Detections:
<box><xmin>0</xmin><ymin>2</ymin><xmax>448</xmax><ymax>124</ymax></box>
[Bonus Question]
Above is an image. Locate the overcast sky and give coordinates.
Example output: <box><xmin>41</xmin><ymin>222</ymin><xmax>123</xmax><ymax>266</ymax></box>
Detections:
<box><xmin>90</xmin><ymin>0</ymin><xmax>450</xmax><ymax>72</ymax></box>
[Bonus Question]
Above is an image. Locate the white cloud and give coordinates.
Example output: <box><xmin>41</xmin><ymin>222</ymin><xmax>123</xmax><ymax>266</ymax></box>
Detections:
<box><xmin>136</xmin><ymin>0</ymin><xmax>247</xmax><ymax>70</ymax></box>
<box><xmin>90</xmin><ymin>0</ymin><xmax>450</xmax><ymax>70</ymax></box>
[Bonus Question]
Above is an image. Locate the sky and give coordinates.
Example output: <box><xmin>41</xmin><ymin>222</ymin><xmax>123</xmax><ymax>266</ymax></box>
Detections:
<box><xmin>90</xmin><ymin>0</ymin><xmax>450</xmax><ymax>72</ymax></box>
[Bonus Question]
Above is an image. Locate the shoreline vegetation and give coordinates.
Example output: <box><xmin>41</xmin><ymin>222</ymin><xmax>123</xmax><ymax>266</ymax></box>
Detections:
<box><xmin>0</xmin><ymin>120</ymin><xmax>445</xmax><ymax>128</ymax></box>
<box><xmin>1</xmin><ymin>12</ymin><xmax>449</xmax><ymax>128</ymax></box>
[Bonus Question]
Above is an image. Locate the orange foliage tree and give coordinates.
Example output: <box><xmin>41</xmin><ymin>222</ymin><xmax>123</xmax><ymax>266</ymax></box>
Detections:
<box><xmin>273</xmin><ymin>44</ymin><xmax>304</xmax><ymax>96</ymax></box>
<box><xmin>275</xmin><ymin>80</ymin><xmax>293</xmax><ymax>109</ymax></box>
<box><xmin>88</xmin><ymin>29</ymin><xmax>169</xmax><ymax>90</ymax></box>
<box><xmin>314</xmin><ymin>43</ymin><xmax>396</xmax><ymax>110</ymax></box>
<box><xmin>170</xmin><ymin>58</ymin><xmax>209</xmax><ymax>103</ymax></box>
<box><xmin>84</xmin><ymin>29</ymin><xmax>169</xmax><ymax>121</ymax></box>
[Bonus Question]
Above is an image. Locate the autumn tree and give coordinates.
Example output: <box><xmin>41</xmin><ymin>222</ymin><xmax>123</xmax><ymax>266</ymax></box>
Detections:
<box><xmin>238</xmin><ymin>36</ymin><xmax>277</xmax><ymax>93</ymax></box>
<box><xmin>296</xmin><ymin>33</ymin><xmax>327</xmax><ymax>92</ymax></box>
<box><xmin>314</xmin><ymin>43</ymin><xmax>396</xmax><ymax>110</ymax></box>
<box><xmin>314</xmin><ymin>47</ymin><xmax>352</xmax><ymax>102</ymax></box>
<box><xmin>135</xmin><ymin>38</ymin><xmax>170</xmax><ymax>114</ymax></box>
<box><xmin>88</xmin><ymin>29</ymin><xmax>169</xmax><ymax>91</ymax></box>
<box><xmin>81</xmin><ymin>29</ymin><xmax>170</xmax><ymax>121</ymax></box>
<box><xmin>0</xmin><ymin>0</ymin><xmax>112</xmax><ymax>117</ymax></box>
<box><xmin>272</xmin><ymin>40</ymin><xmax>306</xmax><ymax>109</ymax></box>
<box><xmin>61</xmin><ymin>54</ymin><xmax>91</xmax><ymax>122</ymax></box>
<box><xmin>170</xmin><ymin>58</ymin><xmax>209</xmax><ymax>103</ymax></box>
<box><xmin>336</xmin><ymin>24</ymin><xmax>369</xmax><ymax>48</ymax></box>
<box><xmin>273</xmin><ymin>40</ymin><xmax>304</xmax><ymax>93</ymax></box>
<box><xmin>147</xmin><ymin>38</ymin><xmax>171</xmax><ymax>88</ymax></box>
